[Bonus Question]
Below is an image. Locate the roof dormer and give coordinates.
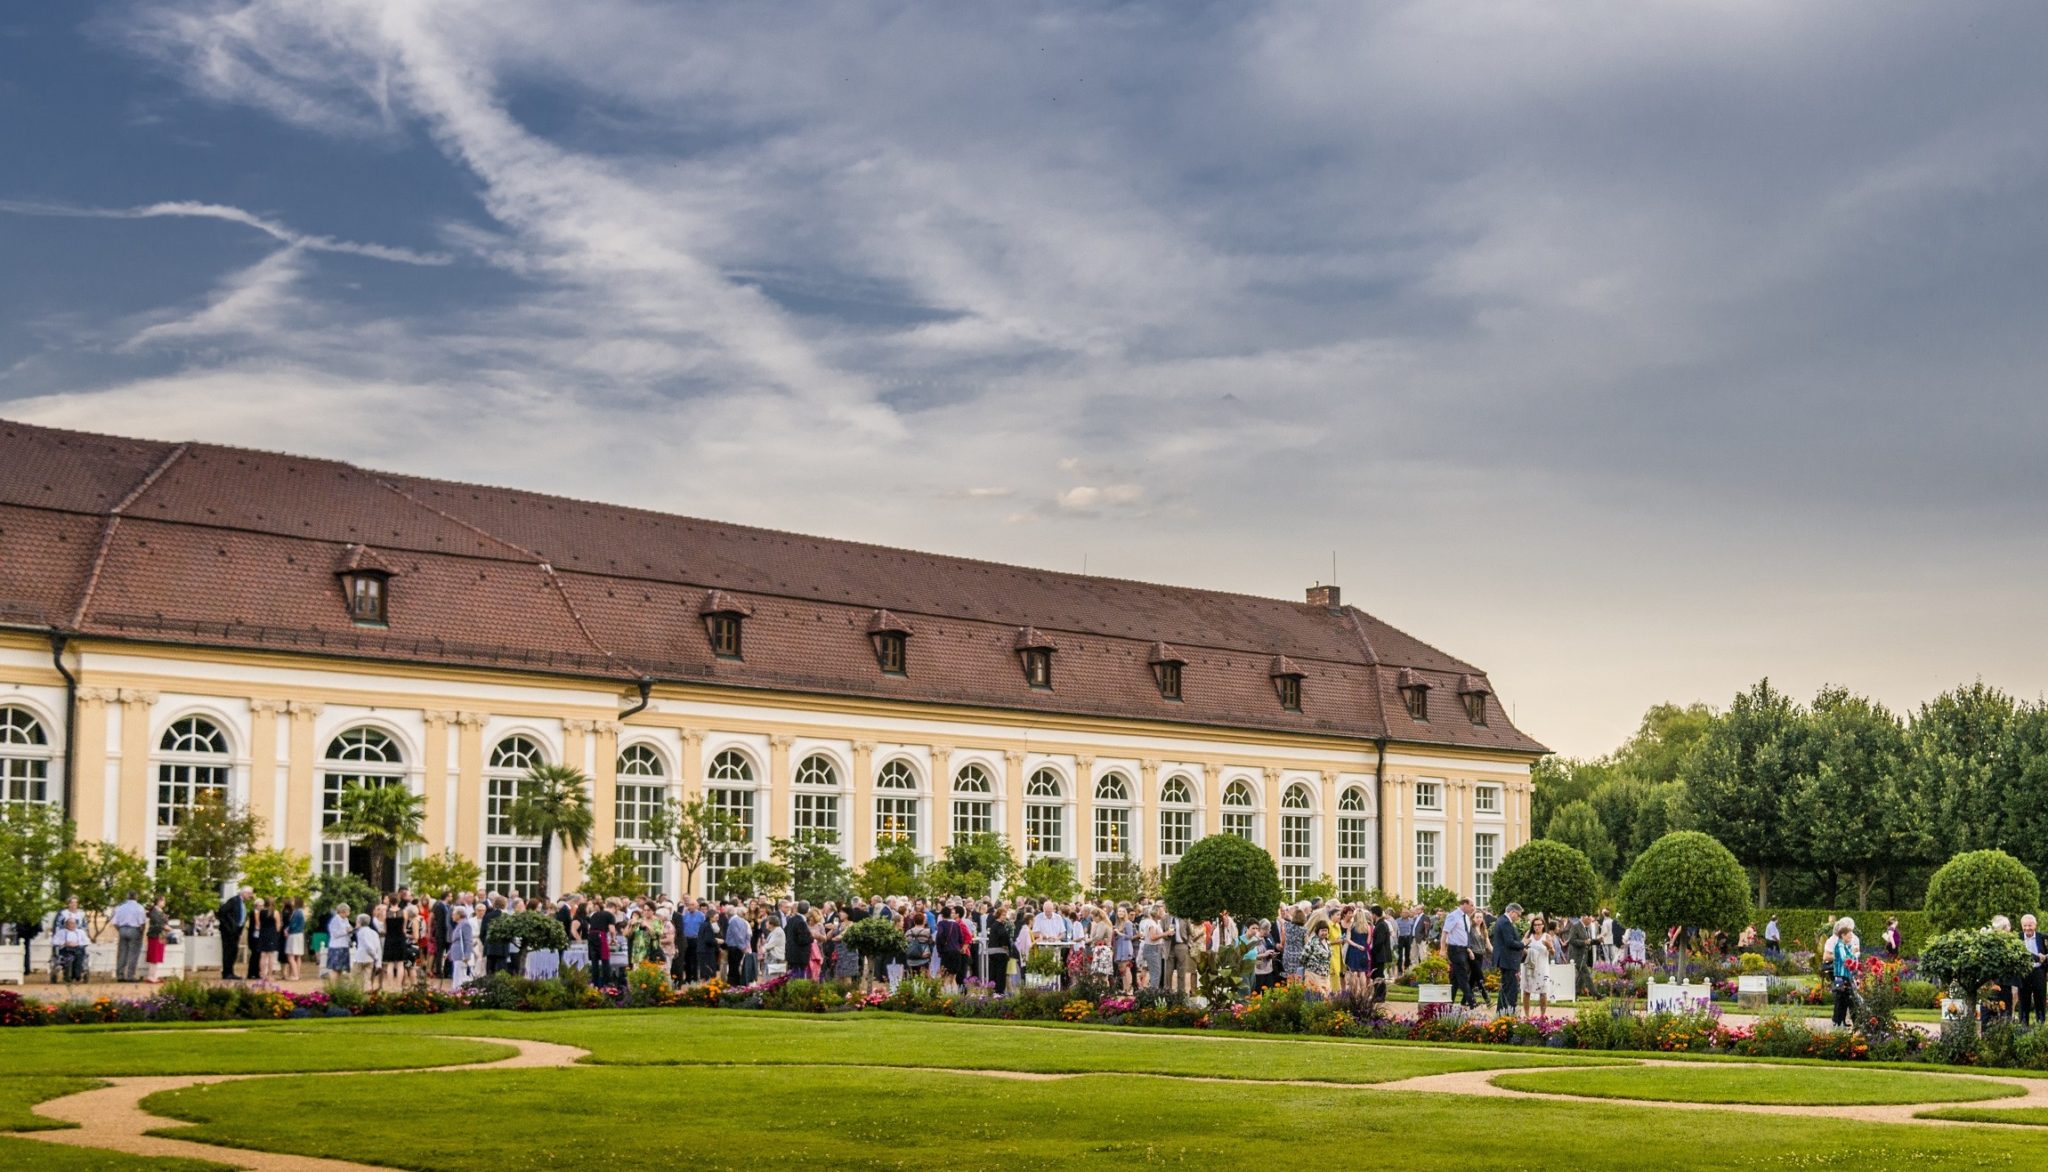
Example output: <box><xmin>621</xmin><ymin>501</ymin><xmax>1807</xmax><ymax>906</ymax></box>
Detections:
<box><xmin>334</xmin><ymin>544</ymin><xmax>395</xmax><ymax>625</ymax></box>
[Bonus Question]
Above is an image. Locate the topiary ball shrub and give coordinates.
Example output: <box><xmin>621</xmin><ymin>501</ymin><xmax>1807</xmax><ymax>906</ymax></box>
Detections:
<box><xmin>1616</xmin><ymin>831</ymin><xmax>1750</xmax><ymax>980</ymax></box>
<box><xmin>1924</xmin><ymin>849</ymin><xmax>2041</xmax><ymax>935</ymax></box>
<box><xmin>1164</xmin><ymin>834</ymin><xmax>1283</xmax><ymax>923</ymax></box>
<box><xmin>1488</xmin><ymin>839</ymin><xmax>1600</xmax><ymax>916</ymax></box>
<box><xmin>1919</xmin><ymin>927</ymin><xmax>2034</xmax><ymax>1015</ymax></box>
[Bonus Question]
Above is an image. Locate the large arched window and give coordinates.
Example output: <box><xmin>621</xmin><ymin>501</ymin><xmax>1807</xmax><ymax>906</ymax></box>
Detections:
<box><xmin>704</xmin><ymin>748</ymin><xmax>757</xmax><ymax>899</ymax></box>
<box><xmin>1337</xmin><ymin>786</ymin><xmax>1371</xmax><ymax>897</ymax></box>
<box><xmin>792</xmin><ymin>753</ymin><xmax>842</xmax><ymax>845</ymax></box>
<box><xmin>1157</xmin><ymin>774</ymin><xmax>1195</xmax><ymax>877</ymax></box>
<box><xmin>321</xmin><ymin>727</ymin><xmax>405</xmax><ymax>879</ymax></box>
<box><xmin>1220</xmin><ymin>779</ymin><xmax>1256</xmax><ymax>841</ymax></box>
<box><xmin>616</xmin><ymin>743</ymin><xmax>668</xmax><ymax>894</ymax></box>
<box><xmin>1024</xmin><ymin>767</ymin><xmax>1064</xmax><ymax>857</ymax></box>
<box><xmin>155</xmin><ymin>716</ymin><xmax>230</xmax><ymax>867</ymax></box>
<box><xmin>1279</xmin><ymin>782</ymin><xmax>1314</xmax><ymax>896</ymax></box>
<box><xmin>952</xmin><ymin>763</ymin><xmax>994</xmax><ymax>841</ymax></box>
<box><xmin>1091</xmin><ymin>770</ymin><xmax>1134</xmax><ymax>886</ymax></box>
<box><xmin>874</xmin><ymin>758</ymin><xmax>919</xmax><ymax>849</ymax></box>
<box><xmin>0</xmin><ymin>706</ymin><xmax>52</xmax><ymax>806</ymax></box>
<box><xmin>484</xmin><ymin>735</ymin><xmax>546</xmax><ymax>896</ymax></box>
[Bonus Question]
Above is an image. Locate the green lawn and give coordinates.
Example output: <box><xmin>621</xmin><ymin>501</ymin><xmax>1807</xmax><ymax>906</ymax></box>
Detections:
<box><xmin>0</xmin><ymin>1027</ymin><xmax>514</xmax><ymax>1076</ymax></box>
<box><xmin>1917</xmin><ymin>1105</ymin><xmax>2048</xmax><ymax>1126</ymax></box>
<box><xmin>0</xmin><ymin>1076</ymin><xmax>109</xmax><ymax>1131</ymax></box>
<box><xmin>143</xmin><ymin>1062</ymin><xmax>2048</xmax><ymax>1170</ymax></box>
<box><xmin>0</xmin><ymin>1136</ymin><xmax>226</xmax><ymax>1171</ymax></box>
<box><xmin>332</xmin><ymin>1008</ymin><xmax>1619</xmax><ymax>1082</ymax></box>
<box><xmin>1491</xmin><ymin>1064</ymin><xmax>2023</xmax><ymax>1105</ymax></box>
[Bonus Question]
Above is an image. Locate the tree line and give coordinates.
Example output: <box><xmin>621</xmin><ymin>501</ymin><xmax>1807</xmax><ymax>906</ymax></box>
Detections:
<box><xmin>1535</xmin><ymin>679</ymin><xmax>2048</xmax><ymax>910</ymax></box>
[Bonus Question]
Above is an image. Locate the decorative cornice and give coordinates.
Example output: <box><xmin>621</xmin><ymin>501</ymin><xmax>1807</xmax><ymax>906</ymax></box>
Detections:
<box><xmin>77</xmin><ymin>686</ymin><xmax>120</xmax><ymax>705</ymax></box>
<box><xmin>1140</xmin><ymin>757</ymin><xmax>1161</xmax><ymax>774</ymax></box>
<box><xmin>118</xmin><ymin>688</ymin><xmax>159</xmax><ymax>706</ymax></box>
<box><xmin>286</xmin><ymin>700</ymin><xmax>323</xmax><ymax>718</ymax></box>
<box><xmin>1261</xmin><ymin>765</ymin><xmax>1280</xmax><ymax>785</ymax></box>
<box><xmin>455</xmin><ymin>711</ymin><xmax>488</xmax><ymax>729</ymax></box>
<box><xmin>1003</xmin><ymin>749</ymin><xmax>1027</xmax><ymax>766</ymax></box>
<box><xmin>422</xmin><ymin>709</ymin><xmax>458</xmax><ymax>726</ymax></box>
<box><xmin>1321</xmin><ymin>769</ymin><xmax>1339</xmax><ymax>785</ymax></box>
<box><xmin>1074</xmin><ymin>754</ymin><xmax>1095</xmax><ymax>770</ymax></box>
<box><xmin>563</xmin><ymin>718</ymin><xmax>598</xmax><ymax>734</ymax></box>
<box><xmin>928</xmin><ymin>743</ymin><xmax>953</xmax><ymax>757</ymax></box>
<box><xmin>248</xmin><ymin>698</ymin><xmax>290</xmax><ymax>716</ymax></box>
<box><xmin>679</xmin><ymin>728</ymin><xmax>705</xmax><ymax>745</ymax></box>
<box><xmin>593</xmin><ymin>720</ymin><xmax>622</xmax><ymax>736</ymax></box>
<box><xmin>851</xmin><ymin>740</ymin><xmax>877</xmax><ymax>754</ymax></box>
<box><xmin>769</xmin><ymin>734</ymin><xmax>795</xmax><ymax>750</ymax></box>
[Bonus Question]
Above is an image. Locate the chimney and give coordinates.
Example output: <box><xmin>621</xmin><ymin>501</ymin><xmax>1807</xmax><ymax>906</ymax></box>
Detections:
<box><xmin>1306</xmin><ymin>584</ymin><xmax>1341</xmax><ymax>609</ymax></box>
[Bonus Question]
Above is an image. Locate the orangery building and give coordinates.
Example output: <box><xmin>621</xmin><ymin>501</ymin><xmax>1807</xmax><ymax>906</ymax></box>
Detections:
<box><xmin>0</xmin><ymin>420</ymin><xmax>1546</xmax><ymax>904</ymax></box>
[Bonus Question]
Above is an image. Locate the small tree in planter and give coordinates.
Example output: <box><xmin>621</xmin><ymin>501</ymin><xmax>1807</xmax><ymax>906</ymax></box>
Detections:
<box><xmin>1616</xmin><ymin>831</ymin><xmax>1750</xmax><ymax>983</ymax></box>
<box><xmin>406</xmin><ymin>849</ymin><xmax>482</xmax><ymax>898</ymax></box>
<box><xmin>1164</xmin><ymin>835</ymin><xmax>1283</xmax><ymax>924</ymax></box>
<box><xmin>483</xmin><ymin>909</ymin><xmax>570</xmax><ymax>975</ymax></box>
<box><xmin>581</xmin><ymin>847</ymin><xmax>649</xmax><ymax>901</ymax></box>
<box><xmin>54</xmin><ymin>839</ymin><xmax>151</xmax><ymax>940</ymax></box>
<box><xmin>1919</xmin><ymin>927</ymin><xmax>2033</xmax><ymax>1022</ymax></box>
<box><xmin>840</xmin><ymin>915</ymin><xmax>906</xmax><ymax>988</ymax></box>
<box><xmin>1924</xmin><ymin>849</ymin><xmax>2040</xmax><ymax>934</ymax></box>
<box><xmin>240</xmin><ymin>848</ymin><xmax>315</xmax><ymax>904</ymax></box>
<box><xmin>0</xmin><ymin>804</ymin><xmax>66</xmax><ymax>969</ymax></box>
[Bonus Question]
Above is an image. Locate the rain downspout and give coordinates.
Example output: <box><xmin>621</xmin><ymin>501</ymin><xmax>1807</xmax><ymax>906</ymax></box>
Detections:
<box><xmin>619</xmin><ymin>676</ymin><xmax>654</xmax><ymax>721</ymax></box>
<box><xmin>48</xmin><ymin>629</ymin><xmax>77</xmax><ymax>816</ymax></box>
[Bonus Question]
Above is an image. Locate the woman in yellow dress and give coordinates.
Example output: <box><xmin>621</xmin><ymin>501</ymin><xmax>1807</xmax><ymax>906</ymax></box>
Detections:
<box><xmin>1328</xmin><ymin>906</ymin><xmax>1346</xmax><ymax>987</ymax></box>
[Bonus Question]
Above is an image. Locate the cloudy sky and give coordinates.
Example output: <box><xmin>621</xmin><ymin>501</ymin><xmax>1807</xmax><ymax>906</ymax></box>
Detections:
<box><xmin>4</xmin><ymin>2</ymin><xmax>2045</xmax><ymax>756</ymax></box>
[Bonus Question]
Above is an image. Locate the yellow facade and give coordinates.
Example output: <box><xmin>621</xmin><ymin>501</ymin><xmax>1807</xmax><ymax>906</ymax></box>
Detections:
<box><xmin>0</xmin><ymin>630</ymin><xmax>1535</xmax><ymax>902</ymax></box>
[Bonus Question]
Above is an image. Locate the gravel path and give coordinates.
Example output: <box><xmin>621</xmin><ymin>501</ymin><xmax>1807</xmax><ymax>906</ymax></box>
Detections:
<box><xmin>18</xmin><ymin>1036</ymin><xmax>588</xmax><ymax>1171</ymax></box>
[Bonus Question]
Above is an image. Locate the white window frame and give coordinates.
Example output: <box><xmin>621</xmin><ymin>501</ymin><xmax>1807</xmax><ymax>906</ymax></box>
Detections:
<box><xmin>1414</xmin><ymin>829</ymin><xmax>1440</xmax><ymax>895</ymax></box>
<box><xmin>320</xmin><ymin>726</ymin><xmax>407</xmax><ymax>878</ymax></box>
<box><xmin>0</xmin><ymin>706</ymin><xmax>53</xmax><ymax>806</ymax></box>
<box><xmin>1474</xmin><ymin>832</ymin><xmax>1501</xmax><ymax>908</ymax></box>
<box><xmin>484</xmin><ymin>735</ymin><xmax>546</xmax><ymax>894</ymax></box>
<box><xmin>153</xmin><ymin>716</ymin><xmax>232</xmax><ymax>869</ymax></box>
<box><xmin>951</xmin><ymin>763</ymin><xmax>994</xmax><ymax>840</ymax></box>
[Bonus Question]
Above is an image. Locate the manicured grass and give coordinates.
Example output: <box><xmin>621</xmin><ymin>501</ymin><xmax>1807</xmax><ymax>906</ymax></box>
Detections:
<box><xmin>333</xmin><ymin>1008</ymin><xmax>1619</xmax><ymax>1082</ymax></box>
<box><xmin>1491</xmin><ymin>1064</ymin><xmax>2023</xmax><ymax>1105</ymax></box>
<box><xmin>0</xmin><ymin>1028</ymin><xmax>514</xmax><ymax>1076</ymax></box>
<box><xmin>147</xmin><ymin>1063</ymin><xmax>2048</xmax><ymax>1169</ymax></box>
<box><xmin>0</xmin><ymin>1135</ymin><xmax>226</xmax><ymax>1171</ymax></box>
<box><xmin>1917</xmin><ymin>1105</ymin><xmax>2048</xmax><ymax>1126</ymax></box>
<box><xmin>0</xmin><ymin>1076</ymin><xmax>109</xmax><ymax>1131</ymax></box>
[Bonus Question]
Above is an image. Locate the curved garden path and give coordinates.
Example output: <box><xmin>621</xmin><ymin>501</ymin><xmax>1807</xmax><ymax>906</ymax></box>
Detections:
<box><xmin>19</xmin><ymin>1036</ymin><xmax>589</xmax><ymax>1171</ymax></box>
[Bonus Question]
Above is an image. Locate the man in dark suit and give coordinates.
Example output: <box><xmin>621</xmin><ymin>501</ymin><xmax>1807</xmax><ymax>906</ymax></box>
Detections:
<box><xmin>1492</xmin><ymin>902</ymin><xmax>1526</xmax><ymax>1013</ymax></box>
<box><xmin>1564</xmin><ymin>913</ymin><xmax>1594</xmax><ymax>997</ymax></box>
<box><xmin>216</xmin><ymin>886</ymin><xmax>249</xmax><ymax>980</ymax></box>
<box><xmin>2020</xmin><ymin>915</ymin><xmax>2048</xmax><ymax>1025</ymax></box>
<box><xmin>430</xmin><ymin>895</ymin><xmax>452</xmax><ymax>979</ymax></box>
<box><xmin>782</xmin><ymin>900</ymin><xmax>814</xmax><ymax>980</ymax></box>
<box><xmin>480</xmin><ymin>896</ymin><xmax>508</xmax><ymax>975</ymax></box>
<box><xmin>1368</xmin><ymin>905</ymin><xmax>1395</xmax><ymax>1002</ymax></box>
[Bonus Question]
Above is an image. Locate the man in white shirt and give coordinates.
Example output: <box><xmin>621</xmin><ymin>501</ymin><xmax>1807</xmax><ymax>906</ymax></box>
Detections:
<box><xmin>53</xmin><ymin>898</ymin><xmax>90</xmax><ymax>983</ymax></box>
<box><xmin>1441</xmin><ymin>899</ymin><xmax>1473</xmax><ymax>1007</ymax></box>
<box><xmin>1031</xmin><ymin>901</ymin><xmax>1066</xmax><ymax>945</ymax></box>
<box><xmin>111</xmin><ymin>891</ymin><xmax>148</xmax><ymax>982</ymax></box>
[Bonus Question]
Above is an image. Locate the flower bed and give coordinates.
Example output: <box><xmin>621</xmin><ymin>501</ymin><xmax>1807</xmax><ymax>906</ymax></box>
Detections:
<box><xmin>0</xmin><ymin>962</ymin><xmax>2031</xmax><ymax>1072</ymax></box>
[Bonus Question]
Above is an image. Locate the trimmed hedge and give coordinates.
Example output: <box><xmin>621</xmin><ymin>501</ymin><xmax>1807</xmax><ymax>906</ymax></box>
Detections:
<box><xmin>1759</xmin><ymin>909</ymin><xmax>1929</xmax><ymax>957</ymax></box>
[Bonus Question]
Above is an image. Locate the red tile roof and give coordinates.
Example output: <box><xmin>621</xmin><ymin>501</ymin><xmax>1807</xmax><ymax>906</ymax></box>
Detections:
<box><xmin>0</xmin><ymin>419</ymin><xmax>1546</xmax><ymax>755</ymax></box>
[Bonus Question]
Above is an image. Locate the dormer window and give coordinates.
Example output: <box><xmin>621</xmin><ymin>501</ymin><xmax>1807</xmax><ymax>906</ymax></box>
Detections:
<box><xmin>1398</xmin><ymin>668</ymin><xmax>1431</xmax><ymax>721</ymax></box>
<box><xmin>1269</xmin><ymin>655</ymin><xmax>1305</xmax><ymax>712</ymax></box>
<box><xmin>868</xmin><ymin>610</ymin><xmax>911</xmax><ymax>676</ymax></box>
<box><xmin>699</xmin><ymin>590</ymin><xmax>754</xmax><ymax>660</ymax></box>
<box><xmin>1457</xmin><ymin>675</ymin><xmax>1491</xmax><ymax>725</ymax></box>
<box><xmin>348</xmin><ymin>573</ymin><xmax>387</xmax><ymax>623</ymax></box>
<box><xmin>1148</xmin><ymin>642</ymin><xmax>1187</xmax><ymax>701</ymax></box>
<box><xmin>1015</xmin><ymin>627</ymin><xmax>1056</xmax><ymax>689</ymax></box>
<box><xmin>334</xmin><ymin>544</ymin><xmax>395</xmax><ymax>626</ymax></box>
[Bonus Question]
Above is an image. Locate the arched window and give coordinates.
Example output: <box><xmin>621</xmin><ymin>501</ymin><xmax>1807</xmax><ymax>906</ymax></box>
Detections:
<box><xmin>1220</xmin><ymin>779</ymin><xmax>1255</xmax><ymax>841</ymax></box>
<box><xmin>1092</xmin><ymin>770</ymin><xmax>1133</xmax><ymax>877</ymax></box>
<box><xmin>155</xmin><ymin>716</ymin><xmax>230</xmax><ymax>867</ymax></box>
<box><xmin>704</xmin><ymin>749</ymin><xmax>757</xmax><ymax>898</ymax></box>
<box><xmin>484</xmin><ymin>735</ymin><xmax>546</xmax><ymax>896</ymax></box>
<box><xmin>1279</xmin><ymin>783</ymin><xmax>1313</xmax><ymax>896</ymax></box>
<box><xmin>616</xmin><ymin>743</ymin><xmax>668</xmax><ymax>894</ymax></box>
<box><xmin>0</xmin><ymin>706</ymin><xmax>52</xmax><ymax>806</ymax></box>
<box><xmin>874</xmin><ymin>759</ymin><xmax>919</xmax><ymax>848</ymax></box>
<box><xmin>321</xmin><ymin>727</ymin><xmax>405</xmax><ymax>878</ymax></box>
<box><xmin>1337</xmin><ymin>786</ymin><xmax>1371</xmax><ymax>898</ymax></box>
<box><xmin>792</xmin><ymin>753</ymin><xmax>842</xmax><ymax>845</ymax></box>
<box><xmin>1024</xmin><ymin>767</ymin><xmax>1064</xmax><ymax>857</ymax></box>
<box><xmin>1157</xmin><ymin>773</ymin><xmax>1195</xmax><ymax>877</ymax></box>
<box><xmin>952</xmin><ymin>763</ymin><xmax>994</xmax><ymax>840</ymax></box>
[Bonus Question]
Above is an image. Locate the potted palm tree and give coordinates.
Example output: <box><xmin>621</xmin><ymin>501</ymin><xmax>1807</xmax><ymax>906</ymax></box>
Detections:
<box><xmin>509</xmin><ymin>764</ymin><xmax>594</xmax><ymax>897</ymax></box>
<box><xmin>332</xmin><ymin>783</ymin><xmax>427</xmax><ymax>892</ymax></box>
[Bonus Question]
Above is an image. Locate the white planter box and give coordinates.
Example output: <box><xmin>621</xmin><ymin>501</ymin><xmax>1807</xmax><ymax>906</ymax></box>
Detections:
<box><xmin>1545</xmin><ymin>962</ymin><xmax>1576</xmax><ymax>1003</ymax></box>
<box><xmin>0</xmin><ymin>942</ymin><xmax>24</xmax><ymax>986</ymax></box>
<box><xmin>185</xmin><ymin>934</ymin><xmax>222</xmax><ymax>973</ymax></box>
<box><xmin>153</xmin><ymin>940</ymin><xmax>186</xmax><ymax>981</ymax></box>
<box><xmin>1417</xmin><ymin>983</ymin><xmax>1453</xmax><ymax>1004</ymax></box>
<box><xmin>1024</xmin><ymin>973</ymin><xmax>1062</xmax><ymax>991</ymax></box>
<box><xmin>1647</xmin><ymin>980</ymin><xmax>1712</xmax><ymax>1013</ymax></box>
